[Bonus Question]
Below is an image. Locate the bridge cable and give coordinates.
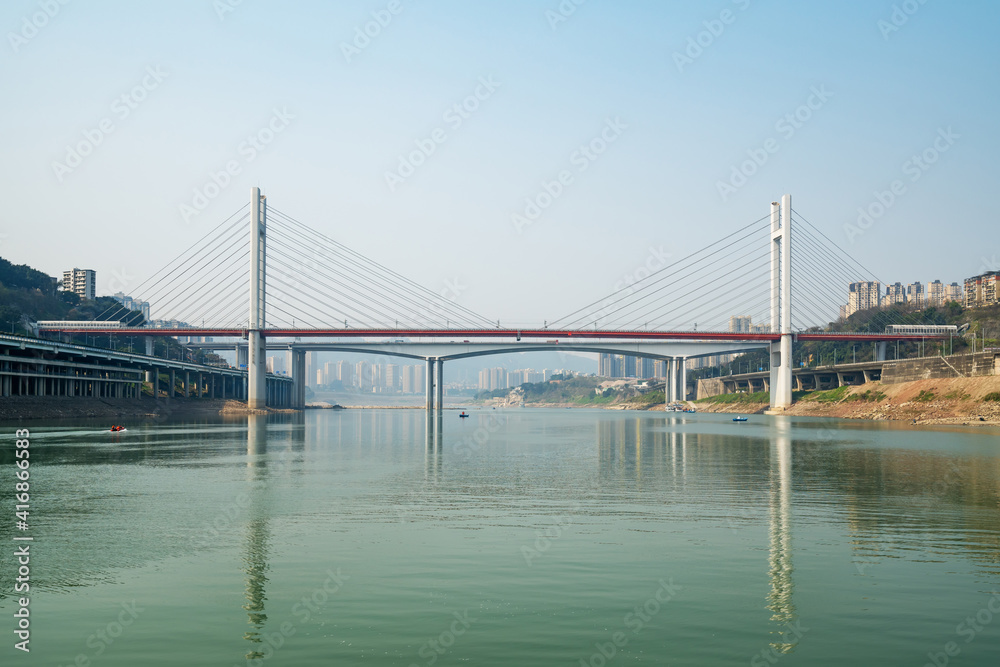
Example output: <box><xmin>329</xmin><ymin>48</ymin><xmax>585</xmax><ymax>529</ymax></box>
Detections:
<box><xmin>548</xmin><ymin>213</ymin><xmax>771</xmax><ymax>328</ymax></box>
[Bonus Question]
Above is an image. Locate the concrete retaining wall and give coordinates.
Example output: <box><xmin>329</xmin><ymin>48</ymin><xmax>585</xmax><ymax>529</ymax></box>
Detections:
<box><xmin>696</xmin><ymin>377</ymin><xmax>725</xmax><ymax>400</ymax></box>
<box><xmin>881</xmin><ymin>352</ymin><xmax>999</xmax><ymax>384</ymax></box>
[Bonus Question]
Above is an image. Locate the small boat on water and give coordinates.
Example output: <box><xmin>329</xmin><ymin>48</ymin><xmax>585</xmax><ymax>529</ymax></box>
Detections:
<box><xmin>732</xmin><ymin>416</ymin><xmax>748</xmax><ymax>422</ymax></box>
<box><xmin>109</xmin><ymin>426</ymin><xmax>127</xmax><ymax>432</ymax></box>
<box><xmin>459</xmin><ymin>412</ymin><xmax>470</xmax><ymax>418</ymax></box>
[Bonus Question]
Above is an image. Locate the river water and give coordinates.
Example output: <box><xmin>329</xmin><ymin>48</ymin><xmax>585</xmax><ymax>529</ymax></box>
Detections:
<box><xmin>1</xmin><ymin>409</ymin><xmax>999</xmax><ymax>666</ymax></box>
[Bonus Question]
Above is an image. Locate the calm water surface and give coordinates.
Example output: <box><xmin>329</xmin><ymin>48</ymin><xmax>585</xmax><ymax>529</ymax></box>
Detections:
<box><xmin>1</xmin><ymin>409</ymin><xmax>999</xmax><ymax>666</ymax></box>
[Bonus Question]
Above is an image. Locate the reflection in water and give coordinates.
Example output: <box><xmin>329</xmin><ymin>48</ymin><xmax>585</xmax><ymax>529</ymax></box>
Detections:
<box><xmin>594</xmin><ymin>414</ymin><xmax>800</xmax><ymax>649</ymax></box>
<box><xmin>425</xmin><ymin>412</ymin><xmax>442</xmax><ymax>482</ymax></box>
<box><xmin>243</xmin><ymin>414</ymin><xmax>271</xmax><ymax>659</ymax></box>
<box><xmin>767</xmin><ymin>418</ymin><xmax>796</xmax><ymax>653</ymax></box>
<box><xmin>13</xmin><ymin>410</ymin><xmax>1000</xmax><ymax>665</ymax></box>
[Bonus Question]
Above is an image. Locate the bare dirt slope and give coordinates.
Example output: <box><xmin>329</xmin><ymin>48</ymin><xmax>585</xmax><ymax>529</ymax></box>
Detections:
<box><xmin>785</xmin><ymin>375</ymin><xmax>1000</xmax><ymax>425</ymax></box>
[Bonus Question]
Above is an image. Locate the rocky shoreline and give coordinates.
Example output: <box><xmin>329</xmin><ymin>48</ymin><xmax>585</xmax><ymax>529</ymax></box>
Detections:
<box><xmin>693</xmin><ymin>375</ymin><xmax>1000</xmax><ymax>426</ymax></box>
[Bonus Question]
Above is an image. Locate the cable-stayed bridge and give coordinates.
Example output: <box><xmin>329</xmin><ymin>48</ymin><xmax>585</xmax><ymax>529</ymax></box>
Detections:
<box><xmin>38</xmin><ymin>189</ymin><xmax>945</xmax><ymax>412</ymax></box>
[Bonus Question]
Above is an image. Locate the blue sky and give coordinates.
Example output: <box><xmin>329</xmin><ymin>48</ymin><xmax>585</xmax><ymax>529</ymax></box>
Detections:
<box><xmin>1</xmin><ymin>0</ymin><xmax>997</xmax><ymax>326</ymax></box>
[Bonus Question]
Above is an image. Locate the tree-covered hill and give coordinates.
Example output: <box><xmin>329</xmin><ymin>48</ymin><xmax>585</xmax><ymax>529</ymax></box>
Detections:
<box><xmin>0</xmin><ymin>256</ymin><xmax>144</xmax><ymax>333</ymax></box>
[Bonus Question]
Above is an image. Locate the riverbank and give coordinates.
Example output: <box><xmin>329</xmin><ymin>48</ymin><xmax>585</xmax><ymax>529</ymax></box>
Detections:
<box><xmin>693</xmin><ymin>375</ymin><xmax>1000</xmax><ymax>425</ymax></box>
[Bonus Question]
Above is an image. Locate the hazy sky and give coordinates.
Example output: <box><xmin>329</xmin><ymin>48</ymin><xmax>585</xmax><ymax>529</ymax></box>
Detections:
<box><xmin>2</xmin><ymin>0</ymin><xmax>997</xmax><ymax>327</ymax></box>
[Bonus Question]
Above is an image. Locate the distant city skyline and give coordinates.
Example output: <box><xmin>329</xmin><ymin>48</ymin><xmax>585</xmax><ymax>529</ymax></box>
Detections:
<box><xmin>843</xmin><ymin>278</ymin><xmax>965</xmax><ymax>318</ymax></box>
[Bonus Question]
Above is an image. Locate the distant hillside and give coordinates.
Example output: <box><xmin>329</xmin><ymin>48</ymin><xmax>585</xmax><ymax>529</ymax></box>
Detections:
<box><xmin>0</xmin><ymin>256</ymin><xmax>55</xmax><ymax>292</ymax></box>
<box><xmin>0</xmin><ymin>255</ymin><xmax>143</xmax><ymax>334</ymax></box>
<box><xmin>690</xmin><ymin>302</ymin><xmax>1000</xmax><ymax>381</ymax></box>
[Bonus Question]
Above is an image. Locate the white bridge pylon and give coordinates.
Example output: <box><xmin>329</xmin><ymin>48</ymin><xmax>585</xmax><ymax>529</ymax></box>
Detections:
<box><xmin>243</xmin><ymin>189</ymin><xmax>795</xmax><ymax>411</ymax></box>
<box><xmin>769</xmin><ymin>195</ymin><xmax>793</xmax><ymax>411</ymax></box>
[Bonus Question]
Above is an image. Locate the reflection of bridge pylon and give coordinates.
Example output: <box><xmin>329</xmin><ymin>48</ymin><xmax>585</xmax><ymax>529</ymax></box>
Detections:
<box><xmin>242</xmin><ymin>414</ymin><xmax>271</xmax><ymax>659</ymax></box>
<box><xmin>767</xmin><ymin>418</ymin><xmax>797</xmax><ymax>653</ymax></box>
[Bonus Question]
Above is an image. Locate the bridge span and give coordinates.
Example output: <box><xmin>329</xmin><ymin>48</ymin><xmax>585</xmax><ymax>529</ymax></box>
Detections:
<box><xmin>33</xmin><ymin>190</ymin><xmax>948</xmax><ymax>413</ymax></box>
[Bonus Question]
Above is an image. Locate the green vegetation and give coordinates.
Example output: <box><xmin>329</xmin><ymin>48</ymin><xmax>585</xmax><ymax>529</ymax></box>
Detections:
<box><xmin>801</xmin><ymin>385</ymin><xmax>851</xmax><ymax>403</ymax></box>
<box><xmin>943</xmin><ymin>389</ymin><xmax>971</xmax><ymax>400</ymax></box>
<box><xmin>476</xmin><ymin>375</ymin><xmax>604</xmax><ymax>403</ymax></box>
<box><xmin>697</xmin><ymin>391</ymin><xmax>769</xmax><ymax>405</ymax></box>
<box><xmin>0</xmin><ymin>255</ymin><xmax>146</xmax><ymax>335</ymax></box>
<box><xmin>982</xmin><ymin>392</ymin><xmax>1000</xmax><ymax>402</ymax></box>
<box><xmin>476</xmin><ymin>377</ymin><xmax>669</xmax><ymax>407</ymax></box>
<box><xmin>622</xmin><ymin>390</ymin><xmax>665</xmax><ymax>407</ymax></box>
<box><xmin>913</xmin><ymin>389</ymin><xmax>936</xmax><ymax>402</ymax></box>
<box><xmin>851</xmin><ymin>388</ymin><xmax>887</xmax><ymax>402</ymax></box>
<box><xmin>0</xmin><ymin>256</ymin><xmax>55</xmax><ymax>293</ymax></box>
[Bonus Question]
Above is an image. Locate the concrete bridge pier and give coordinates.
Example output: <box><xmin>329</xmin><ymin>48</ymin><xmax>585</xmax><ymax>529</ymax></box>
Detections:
<box><xmin>145</xmin><ymin>340</ymin><xmax>155</xmax><ymax>384</ymax></box>
<box><xmin>290</xmin><ymin>348</ymin><xmax>306</xmax><ymax>409</ymax></box>
<box><xmin>876</xmin><ymin>342</ymin><xmax>887</xmax><ymax>362</ymax></box>
<box><xmin>666</xmin><ymin>358</ymin><xmax>677</xmax><ymax>404</ymax></box>
<box><xmin>680</xmin><ymin>357</ymin><xmax>688</xmax><ymax>402</ymax></box>
<box><xmin>435</xmin><ymin>359</ymin><xmax>444</xmax><ymax>411</ymax></box>
<box><xmin>426</xmin><ymin>358</ymin><xmax>435</xmax><ymax>411</ymax></box>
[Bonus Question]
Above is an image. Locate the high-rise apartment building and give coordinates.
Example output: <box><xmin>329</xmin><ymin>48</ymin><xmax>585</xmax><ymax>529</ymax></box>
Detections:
<box><xmin>385</xmin><ymin>364</ymin><xmax>400</xmax><ymax>392</ymax></box>
<box><xmin>847</xmin><ymin>281</ymin><xmax>881</xmax><ymax>317</ymax></box>
<box><xmin>62</xmin><ymin>268</ymin><xmax>96</xmax><ymax>300</ymax></box>
<box><xmin>337</xmin><ymin>360</ymin><xmax>354</xmax><ymax>386</ymax></box>
<box><xmin>964</xmin><ymin>271</ymin><xmax>1000</xmax><ymax>308</ymax></box>
<box><xmin>883</xmin><ymin>282</ymin><xmax>906</xmax><ymax>307</ymax></box>
<box><xmin>728</xmin><ymin>316</ymin><xmax>752</xmax><ymax>333</ymax></box>
<box><xmin>906</xmin><ymin>281</ymin><xmax>924</xmax><ymax>307</ymax></box>
<box><xmin>356</xmin><ymin>361</ymin><xmax>372</xmax><ymax>390</ymax></box>
<box><xmin>927</xmin><ymin>280</ymin><xmax>945</xmax><ymax>307</ymax></box>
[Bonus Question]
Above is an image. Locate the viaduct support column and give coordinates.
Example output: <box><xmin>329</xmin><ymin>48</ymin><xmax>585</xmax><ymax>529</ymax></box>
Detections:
<box><xmin>145</xmin><ymin>338</ymin><xmax>155</xmax><ymax>383</ymax></box>
<box><xmin>680</xmin><ymin>357</ymin><xmax>688</xmax><ymax>402</ymax></box>
<box><xmin>435</xmin><ymin>359</ymin><xmax>444</xmax><ymax>412</ymax></box>
<box><xmin>667</xmin><ymin>358</ymin><xmax>676</xmax><ymax>403</ymax></box>
<box><xmin>291</xmin><ymin>349</ymin><xmax>306</xmax><ymax>409</ymax></box>
<box><xmin>426</xmin><ymin>359</ymin><xmax>435</xmax><ymax>411</ymax></box>
<box><xmin>876</xmin><ymin>341</ymin><xmax>887</xmax><ymax>362</ymax></box>
<box><xmin>248</xmin><ymin>187</ymin><xmax>268</xmax><ymax>410</ymax></box>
